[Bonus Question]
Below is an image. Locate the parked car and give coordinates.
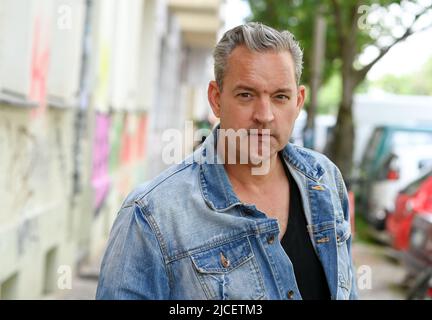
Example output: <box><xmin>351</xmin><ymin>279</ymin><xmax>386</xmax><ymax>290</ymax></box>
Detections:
<box><xmin>357</xmin><ymin>125</ymin><xmax>432</xmax><ymax>229</ymax></box>
<box><xmin>386</xmin><ymin>170</ymin><xmax>432</xmax><ymax>250</ymax></box>
<box><xmin>404</xmin><ymin>213</ymin><xmax>432</xmax><ymax>299</ymax></box>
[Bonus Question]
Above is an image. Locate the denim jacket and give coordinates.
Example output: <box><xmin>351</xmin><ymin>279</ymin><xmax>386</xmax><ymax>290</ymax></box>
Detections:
<box><xmin>96</xmin><ymin>128</ymin><xmax>358</xmax><ymax>300</ymax></box>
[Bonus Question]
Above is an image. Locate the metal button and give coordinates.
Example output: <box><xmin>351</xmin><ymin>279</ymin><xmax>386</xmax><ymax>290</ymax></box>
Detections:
<box><xmin>287</xmin><ymin>290</ymin><xmax>295</xmax><ymax>299</ymax></box>
<box><xmin>267</xmin><ymin>235</ymin><xmax>275</xmax><ymax>244</ymax></box>
<box><xmin>220</xmin><ymin>252</ymin><xmax>230</xmax><ymax>268</ymax></box>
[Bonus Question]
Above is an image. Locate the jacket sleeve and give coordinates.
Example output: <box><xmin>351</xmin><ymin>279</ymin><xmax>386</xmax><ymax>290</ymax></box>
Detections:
<box><xmin>335</xmin><ymin>166</ymin><xmax>359</xmax><ymax>300</ymax></box>
<box><xmin>96</xmin><ymin>203</ymin><xmax>170</xmax><ymax>299</ymax></box>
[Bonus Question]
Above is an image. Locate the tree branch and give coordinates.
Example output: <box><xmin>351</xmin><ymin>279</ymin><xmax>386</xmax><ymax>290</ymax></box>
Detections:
<box><xmin>355</xmin><ymin>4</ymin><xmax>432</xmax><ymax>84</ymax></box>
<box><xmin>349</xmin><ymin>1</ymin><xmax>360</xmax><ymax>37</ymax></box>
<box><xmin>346</xmin><ymin>1</ymin><xmax>361</xmax><ymax>60</ymax></box>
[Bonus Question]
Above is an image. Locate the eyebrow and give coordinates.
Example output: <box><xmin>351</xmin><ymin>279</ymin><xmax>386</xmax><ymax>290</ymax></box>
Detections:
<box><xmin>232</xmin><ymin>85</ymin><xmax>256</xmax><ymax>93</ymax></box>
<box><xmin>273</xmin><ymin>88</ymin><xmax>294</xmax><ymax>94</ymax></box>
<box><xmin>232</xmin><ymin>85</ymin><xmax>294</xmax><ymax>94</ymax></box>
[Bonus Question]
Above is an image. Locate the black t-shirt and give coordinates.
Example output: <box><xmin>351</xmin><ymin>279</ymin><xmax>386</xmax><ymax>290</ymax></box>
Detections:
<box><xmin>280</xmin><ymin>156</ymin><xmax>331</xmax><ymax>300</ymax></box>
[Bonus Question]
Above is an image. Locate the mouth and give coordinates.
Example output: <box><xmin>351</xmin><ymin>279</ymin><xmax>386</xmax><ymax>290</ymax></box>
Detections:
<box><xmin>247</xmin><ymin>130</ymin><xmax>273</xmax><ymax>137</ymax></box>
<box><xmin>248</xmin><ymin>133</ymin><xmax>273</xmax><ymax>139</ymax></box>
<box><xmin>254</xmin><ymin>134</ymin><xmax>271</xmax><ymax>139</ymax></box>
<box><xmin>247</xmin><ymin>132</ymin><xmax>273</xmax><ymax>144</ymax></box>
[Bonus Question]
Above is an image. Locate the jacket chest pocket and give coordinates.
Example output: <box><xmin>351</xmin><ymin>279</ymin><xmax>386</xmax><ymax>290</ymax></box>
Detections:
<box><xmin>190</xmin><ymin>237</ymin><xmax>266</xmax><ymax>300</ymax></box>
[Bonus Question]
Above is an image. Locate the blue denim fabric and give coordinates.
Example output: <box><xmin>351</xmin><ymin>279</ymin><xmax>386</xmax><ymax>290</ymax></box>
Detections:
<box><xmin>96</xmin><ymin>128</ymin><xmax>358</xmax><ymax>300</ymax></box>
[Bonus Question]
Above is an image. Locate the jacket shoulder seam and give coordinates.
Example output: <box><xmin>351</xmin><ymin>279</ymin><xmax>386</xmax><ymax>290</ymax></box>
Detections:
<box><xmin>135</xmin><ymin>162</ymin><xmax>194</xmax><ymax>204</ymax></box>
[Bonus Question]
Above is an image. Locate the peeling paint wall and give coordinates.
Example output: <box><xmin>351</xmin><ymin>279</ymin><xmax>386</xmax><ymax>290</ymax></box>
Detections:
<box><xmin>0</xmin><ymin>0</ymin><xmax>158</xmax><ymax>300</ymax></box>
<box><xmin>0</xmin><ymin>0</ymin><xmax>221</xmax><ymax>299</ymax></box>
<box><xmin>0</xmin><ymin>105</ymin><xmax>76</xmax><ymax>299</ymax></box>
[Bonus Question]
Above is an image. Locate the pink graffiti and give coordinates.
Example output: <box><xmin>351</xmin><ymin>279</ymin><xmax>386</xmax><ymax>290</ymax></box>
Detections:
<box><xmin>136</xmin><ymin>115</ymin><xmax>148</xmax><ymax>159</ymax></box>
<box><xmin>120</xmin><ymin>115</ymin><xmax>132</xmax><ymax>165</ymax></box>
<box><xmin>91</xmin><ymin>114</ymin><xmax>111</xmax><ymax>213</ymax></box>
<box><xmin>117</xmin><ymin>115</ymin><xmax>148</xmax><ymax>196</ymax></box>
<box><xmin>30</xmin><ymin>16</ymin><xmax>51</xmax><ymax>118</ymax></box>
<box><xmin>120</xmin><ymin>115</ymin><xmax>148</xmax><ymax>165</ymax></box>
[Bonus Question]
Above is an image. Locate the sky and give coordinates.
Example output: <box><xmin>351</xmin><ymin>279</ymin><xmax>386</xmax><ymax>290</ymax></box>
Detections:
<box><xmin>223</xmin><ymin>0</ymin><xmax>432</xmax><ymax>81</ymax></box>
<box><xmin>364</xmin><ymin>29</ymin><xmax>432</xmax><ymax>80</ymax></box>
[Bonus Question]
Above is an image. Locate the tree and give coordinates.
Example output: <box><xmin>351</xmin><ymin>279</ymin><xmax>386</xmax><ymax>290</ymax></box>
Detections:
<box><xmin>304</xmin><ymin>5</ymin><xmax>327</xmax><ymax>149</ymax></box>
<box><xmin>248</xmin><ymin>0</ymin><xmax>432</xmax><ymax>177</ymax></box>
<box><xmin>372</xmin><ymin>56</ymin><xmax>432</xmax><ymax>94</ymax></box>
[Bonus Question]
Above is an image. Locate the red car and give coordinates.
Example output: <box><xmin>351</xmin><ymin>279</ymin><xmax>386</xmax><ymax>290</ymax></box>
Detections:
<box><xmin>386</xmin><ymin>170</ymin><xmax>432</xmax><ymax>251</ymax></box>
<box><xmin>405</xmin><ymin>214</ymin><xmax>432</xmax><ymax>299</ymax></box>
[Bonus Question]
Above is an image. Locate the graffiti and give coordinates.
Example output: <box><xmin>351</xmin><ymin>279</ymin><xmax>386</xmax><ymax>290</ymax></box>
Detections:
<box><xmin>108</xmin><ymin>113</ymin><xmax>124</xmax><ymax>172</ymax></box>
<box><xmin>5</xmin><ymin>123</ymin><xmax>57</xmax><ymax>217</ymax></box>
<box><xmin>54</xmin><ymin>117</ymin><xmax>67</xmax><ymax>183</ymax></box>
<box><xmin>94</xmin><ymin>44</ymin><xmax>111</xmax><ymax>110</ymax></box>
<box><xmin>29</xmin><ymin>16</ymin><xmax>51</xmax><ymax>118</ymax></box>
<box><xmin>136</xmin><ymin>115</ymin><xmax>148</xmax><ymax>160</ymax></box>
<box><xmin>117</xmin><ymin>114</ymin><xmax>133</xmax><ymax>196</ymax></box>
<box><xmin>91</xmin><ymin>113</ymin><xmax>111</xmax><ymax>215</ymax></box>
<box><xmin>119</xmin><ymin>114</ymin><xmax>148</xmax><ymax>166</ymax></box>
<box><xmin>72</xmin><ymin>0</ymin><xmax>93</xmax><ymax>198</ymax></box>
<box><xmin>120</xmin><ymin>115</ymin><xmax>133</xmax><ymax>165</ymax></box>
<box><xmin>72</xmin><ymin>109</ymin><xmax>86</xmax><ymax>197</ymax></box>
<box><xmin>6</xmin><ymin>125</ymin><xmax>37</xmax><ymax>212</ymax></box>
<box><xmin>85</xmin><ymin>38</ymin><xmax>148</xmax><ymax>214</ymax></box>
<box><xmin>116</xmin><ymin>114</ymin><xmax>148</xmax><ymax>196</ymax></box>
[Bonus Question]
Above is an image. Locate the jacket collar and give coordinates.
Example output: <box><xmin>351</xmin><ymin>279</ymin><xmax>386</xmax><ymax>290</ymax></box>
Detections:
<box><xmin>197</xmin><ymin>125</ymin><xmax>325</xmax><ymax>211</ymax></box>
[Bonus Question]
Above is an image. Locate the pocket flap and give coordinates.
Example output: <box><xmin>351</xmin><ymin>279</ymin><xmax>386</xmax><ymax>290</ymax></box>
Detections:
<box><xmin>191</xmin><ymin>238</ymin><xmax>254</xmax><ymax>273</ymax></box>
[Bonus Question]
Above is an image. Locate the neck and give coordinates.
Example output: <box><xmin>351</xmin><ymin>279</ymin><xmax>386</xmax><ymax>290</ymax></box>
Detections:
<box><xmin>223</xmin><ymin>152</ymin><xmax>284</xmax><ymax>191</ymax></box>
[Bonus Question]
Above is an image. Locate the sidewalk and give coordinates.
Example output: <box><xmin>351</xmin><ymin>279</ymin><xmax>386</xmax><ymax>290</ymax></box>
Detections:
<box><xmin>56</xmin><ymin>248</ymin><xmax>104</xmax><ymax>300</ymax></box>
<box><xmin>353</xmin><ymin>241</ymin><xmax>407</xmax><ymax>300</ymax></box>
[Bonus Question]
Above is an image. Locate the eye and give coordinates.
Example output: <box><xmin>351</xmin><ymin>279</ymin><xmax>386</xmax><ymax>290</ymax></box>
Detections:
<box><xmin>274</xmin><ymin>94</ymin><xmax>290</xmax><ymax>101</ymax></box>
<box><xmin>237</xmin><ymin>92</ymin><xmax>253</xmax><ymax>100</ymax></box>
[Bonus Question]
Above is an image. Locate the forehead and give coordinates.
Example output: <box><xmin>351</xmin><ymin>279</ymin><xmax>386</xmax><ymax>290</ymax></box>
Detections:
<box><xmin>223</xmin><ymin>46</ymin><xmax>296</xmax><ymax>90</ymax></box>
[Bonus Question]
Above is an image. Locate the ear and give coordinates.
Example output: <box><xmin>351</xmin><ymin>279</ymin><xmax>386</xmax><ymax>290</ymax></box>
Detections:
<box><xmin>295</xmin><ymin>85</ymin><xmax>306</xmax><ymax>117</ymax></box>
<box><xmin>208</xmin><ymin>80</ymin><xmax>221</xmax><ymax>118</ymax></box>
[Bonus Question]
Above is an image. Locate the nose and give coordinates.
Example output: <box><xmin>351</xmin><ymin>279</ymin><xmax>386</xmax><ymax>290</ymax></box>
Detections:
<box><xmin>253</xmin><ymin>96</ymin><xmax>274</xmax><ymax>124</ymax></box>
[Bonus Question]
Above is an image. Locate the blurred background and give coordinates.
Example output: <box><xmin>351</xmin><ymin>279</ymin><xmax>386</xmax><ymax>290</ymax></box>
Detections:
<box><xmin>0</xmin><ymin>0</ymin><xmax>432</xmax><ymax>300</ymax></box>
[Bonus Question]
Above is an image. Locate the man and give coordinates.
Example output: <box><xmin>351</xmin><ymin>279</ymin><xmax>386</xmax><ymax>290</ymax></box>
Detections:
<box><xmin>96</xmin><ymin>22</ymin><xmax>357</xmax><ymax>300</ymax></box>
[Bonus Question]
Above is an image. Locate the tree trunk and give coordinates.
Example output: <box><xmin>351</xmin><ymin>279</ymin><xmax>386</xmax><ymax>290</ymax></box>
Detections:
<box><xmin>327</xmin><ymin>73</ymin><xmax>356</xmax><ymax>180</ymax></box>
<box><xmin>304</xmin><ymin>6</ymin><xmax>326</xmax><ymax>149</ymax></box>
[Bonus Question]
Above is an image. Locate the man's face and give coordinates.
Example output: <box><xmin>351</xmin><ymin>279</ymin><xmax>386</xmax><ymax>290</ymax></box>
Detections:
<box><xmin>208</xmin><ymin>45</ymin><xmax>306</xmax><ymax>163</ymax></box>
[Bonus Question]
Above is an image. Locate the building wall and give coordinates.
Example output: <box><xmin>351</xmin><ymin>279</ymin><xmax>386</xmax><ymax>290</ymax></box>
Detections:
<box><xmin>0</xmin><ymin>0</ymin><xmax>222</xmax><ymax>299</ymax></box>
<box><xmin>0</xmin><ymin>105</ymin><xmax>76</xmax><ymax>299</ymax></box>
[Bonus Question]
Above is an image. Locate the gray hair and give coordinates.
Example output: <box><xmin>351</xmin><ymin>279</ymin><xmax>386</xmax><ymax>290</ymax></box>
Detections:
<box><xmin>213</xmin><ymin>22</ymin><xmax>303</xmax><ymax>90</ymax></box>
